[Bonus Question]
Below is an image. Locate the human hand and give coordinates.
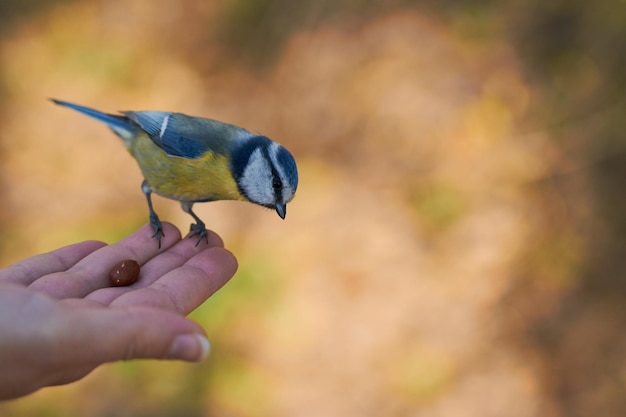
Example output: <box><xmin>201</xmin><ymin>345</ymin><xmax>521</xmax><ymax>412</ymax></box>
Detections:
<box><xmin>0</xmin><ymin>222</ymin><xmax>237</xmax><ymax>401</ymax></box>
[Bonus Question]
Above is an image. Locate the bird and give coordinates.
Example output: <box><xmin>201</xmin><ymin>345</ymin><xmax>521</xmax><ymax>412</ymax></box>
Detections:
<box><xmin>51</xmin><ymin>99</ymin><xmax>298</xmax><ymax>247</ymax></box>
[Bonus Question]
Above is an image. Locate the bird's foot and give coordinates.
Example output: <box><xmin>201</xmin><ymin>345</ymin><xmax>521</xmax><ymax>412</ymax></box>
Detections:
<box><xmin>150</xmin><ymin>213</ymin><xmax>165</xmax><ymax>249</ymax></box>
<box><xmin>188</xmin><ymin>222</ymin><xmax>209</xmax><ymax>247</ymax></box>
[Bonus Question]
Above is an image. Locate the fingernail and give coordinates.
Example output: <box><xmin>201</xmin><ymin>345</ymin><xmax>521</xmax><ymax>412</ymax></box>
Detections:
<box><xmin>166</xmin><ymin>334</ymin><xmax>211</xmax><ymax>362</ymax></box>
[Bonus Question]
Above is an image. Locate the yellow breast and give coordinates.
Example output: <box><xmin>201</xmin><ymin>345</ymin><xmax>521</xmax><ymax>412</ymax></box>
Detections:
<box><xmin>127</xmin><ymin>132</ymin><xmax>245</xmax><ymax>202</ymax></box>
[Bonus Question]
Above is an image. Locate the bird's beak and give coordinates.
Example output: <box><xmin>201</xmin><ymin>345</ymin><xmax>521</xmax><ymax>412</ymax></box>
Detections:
<box><xmin>275</xmin><ymin>203</ymin><xmax>287</xmax><ymax>219</ymax></box>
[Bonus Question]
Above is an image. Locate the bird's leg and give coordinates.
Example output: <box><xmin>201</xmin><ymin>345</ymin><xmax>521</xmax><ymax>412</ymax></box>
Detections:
<box><xmin>181</xmin><ymin>202</ymin><xmax>209</xmax><ymax>246</ymax></box>
<box><xmin>142</xmin><ymin>180</ymin><xmax>164</xmax><ymax>248</ymax></box>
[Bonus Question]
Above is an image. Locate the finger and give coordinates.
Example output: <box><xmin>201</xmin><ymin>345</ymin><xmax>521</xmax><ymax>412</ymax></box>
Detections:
<box><xmin>0</xmin><ymin>241</ymin><xmax>106</xmax><ymax>286</ymax></box>
<box><xmin>111</xmin><ymin>247</ymin><xmax>238</xmax><ymax>315</ymax></box>
<box><xmin>37</xmin><ymin>306</ymin><xmax>210</xmax><ymax>385</ymax></box>
<box><xmin>85</xmin><ymin>229</ymin><xmax>225</xmax><ymax>305</ymax></box>
<box><xmin>138</xmin><ymin>229</ymin><xmax>224</xmax><ymax>288</ymax></box>
<box><xmin>29</xmin><ymin>223</ymin><xmax>182</xmax><ymax>299</ymax></box>
<box><xmin>74</xmin><ymin>307</ymin><xmax>209</xmax><ymax>362</ymax></box>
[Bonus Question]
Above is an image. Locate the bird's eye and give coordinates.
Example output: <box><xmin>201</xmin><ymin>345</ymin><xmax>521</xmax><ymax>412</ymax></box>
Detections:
<box><xmin>272</xmin><ymin>178</ymin><xmax>282</xmax><ymax>190</ymax></box>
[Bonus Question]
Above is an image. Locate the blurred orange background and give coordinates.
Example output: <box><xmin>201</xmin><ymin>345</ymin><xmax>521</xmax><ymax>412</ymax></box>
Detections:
<box><xmin>1</xmin><ymin>1</ymin><xmax>625</xmax><ymax>416</ymax></box>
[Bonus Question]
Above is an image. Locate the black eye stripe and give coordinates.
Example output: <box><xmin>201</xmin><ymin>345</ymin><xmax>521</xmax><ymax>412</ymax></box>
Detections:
<box><xmin>260</xmin><ymin>145</ymin><xmax>284</xmax><ymax>200</ymax></box>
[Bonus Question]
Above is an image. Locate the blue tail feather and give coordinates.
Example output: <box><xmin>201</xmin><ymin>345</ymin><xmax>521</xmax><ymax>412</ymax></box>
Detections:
<box><xmin>50</xmin><ymin>99</ymin><xmax>135</xmax><ymax>133</ymax></box>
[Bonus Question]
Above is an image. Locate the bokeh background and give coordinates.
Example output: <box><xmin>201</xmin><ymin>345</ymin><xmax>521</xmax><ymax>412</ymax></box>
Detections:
<box><xmin>1</xmin><ymin>0</ymin><xmax>625</xmax><ymax>416</ymax></box>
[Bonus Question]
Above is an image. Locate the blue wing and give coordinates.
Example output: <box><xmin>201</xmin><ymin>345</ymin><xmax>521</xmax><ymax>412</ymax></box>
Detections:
<box><xmin>122</xmin><ymin>111</ymin><xmax>208</xmax><ymax>158</ymax></box>
<box><xmin>52</xmin><ymin>99</ymin><xmax>247</xmax><ymax>159</ymax></box>
<box><xmin>124</xmin><ymin>111</ymin><xmax>247</xmax><ymax>159</ymax></box>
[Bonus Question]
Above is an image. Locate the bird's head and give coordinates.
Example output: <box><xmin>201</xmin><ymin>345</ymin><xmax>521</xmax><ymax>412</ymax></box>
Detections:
<box><xmin>231</xmin><ymin>136</ymin><xmax>298</xmax><ymax>218</ymax></box>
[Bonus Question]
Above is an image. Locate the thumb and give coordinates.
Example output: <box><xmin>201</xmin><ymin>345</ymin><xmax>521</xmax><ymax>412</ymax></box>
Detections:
<box><xmin>56</xmin><ymin>306</ymin><xmax>211</xmax><ymax>364</ymax></box>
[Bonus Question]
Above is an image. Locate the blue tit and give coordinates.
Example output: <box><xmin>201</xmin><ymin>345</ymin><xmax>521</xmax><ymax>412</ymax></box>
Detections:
<box><xmin>51</xmin><ymin>99</ymin><xmax>298</xmax><ymax>247</ymax></box>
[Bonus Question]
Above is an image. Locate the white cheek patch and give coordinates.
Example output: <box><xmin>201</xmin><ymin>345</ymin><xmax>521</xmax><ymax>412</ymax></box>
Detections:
<box><xmin>239</xmin><ymin>148</ymin><xmax>274</xmax><ymax>206</ymax></box>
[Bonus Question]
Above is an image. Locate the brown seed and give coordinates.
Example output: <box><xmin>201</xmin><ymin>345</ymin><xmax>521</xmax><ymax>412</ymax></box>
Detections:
<box><xmin>109</xmin><ymin>259</ymin><xmax>140</xmax><ymax>287</ymax></box>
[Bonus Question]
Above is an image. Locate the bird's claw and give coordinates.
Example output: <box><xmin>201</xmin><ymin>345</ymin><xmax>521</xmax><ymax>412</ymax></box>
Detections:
<box><xmin>188</xmin><ymin>222</ymin><xmax>209</xmax><ymax>247</ymax></box>
<box><xmin>150</xmin><ymin>214</ymin><xmax>165</xmax><ymax>249</ymax></box>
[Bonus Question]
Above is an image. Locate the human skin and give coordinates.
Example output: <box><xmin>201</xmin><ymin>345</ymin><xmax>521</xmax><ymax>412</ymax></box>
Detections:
<box><xmin>0</xmin><ymin>222</ymin><xmax>237</xmax><ymax>400</ymax></box>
